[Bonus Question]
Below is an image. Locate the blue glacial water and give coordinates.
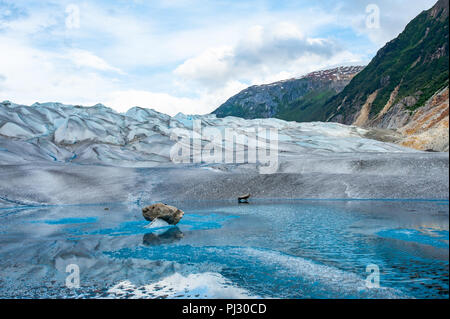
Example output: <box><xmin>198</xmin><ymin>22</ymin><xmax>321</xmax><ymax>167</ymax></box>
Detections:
<box><xmin>0</xmin><ymin>199</ymin><xmax>448</xmax><ymax>299</ymax></box>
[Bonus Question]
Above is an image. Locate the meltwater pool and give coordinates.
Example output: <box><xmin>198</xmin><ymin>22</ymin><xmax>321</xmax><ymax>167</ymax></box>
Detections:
<box><xmin>0</xmin><ymin>199</ymin><xmax>448</xmax><ymax>299</ymax></box>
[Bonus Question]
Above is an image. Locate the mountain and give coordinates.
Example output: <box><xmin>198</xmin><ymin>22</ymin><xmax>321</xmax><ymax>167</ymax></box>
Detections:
<box><xmin>212</xmin><ymin>66</ymin><xmax>364</xmax><ymax>120</ymax></box>
<box><xmin>212</xmin><ymin>0</ymin><xmax>449</xmax><ymax>151</ymax></box>
<box><xmin>325</xmin><ymin>0</ymin><xmax>448</xmax><ymax>125</ymax></box>
<box><xmin>323</xmin><ymin>0</ymin><xmax>449</xmax><ymax>151</ymax></box>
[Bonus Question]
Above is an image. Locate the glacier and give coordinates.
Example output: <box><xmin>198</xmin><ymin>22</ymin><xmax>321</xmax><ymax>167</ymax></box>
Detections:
<box><xmin>0</xmin><ymin>101</ymin><xmax>448</xmax><ymax>299</ymax></box>
<box><xmin>0</xmin><ymin>100</ymin><xmax>448</xmax><ymax>207</ymax></box>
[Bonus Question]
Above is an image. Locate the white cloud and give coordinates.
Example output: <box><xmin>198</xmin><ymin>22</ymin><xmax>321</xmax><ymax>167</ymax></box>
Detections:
<box><xmin>174</xmin><ymin>23</ymin><xmax>362</xmax><ymax>90</ymax></box>
<box><xmin>0</xmin><ymin>0</ymin><xmax>437</xmax><ymax>116</ymax></box>
<box><xmin>105</xmin><ymin>90</ymin><xmax>203</xmax><ymax>114</ymax></box>
<box><xmin>105</xmin><ymin>80</ymin><xmax>248</xmax><ymax>115</ymax></box>
<box><xmin>331</xmin><ymin>0</ymin><xmax>437</xmax><ymax>46</ymax></box>
<box><xmin>68</xmin><ymin>49</ymin><xmax>124</xmax><ymax>74</ymax></box>
<box><xmin>0</xmin><ymin>36</ymin><xmax>115</xmax><ymax>106</ymax></box>
<box><xmin>0</xmin><ymin>35</ymin><xmax>244</xmax><ymax>115</ymax></box>
<box><xmin>174</xmin><ymin>46</ymin><xmax>234</xmax><ymax>89</ymax></box>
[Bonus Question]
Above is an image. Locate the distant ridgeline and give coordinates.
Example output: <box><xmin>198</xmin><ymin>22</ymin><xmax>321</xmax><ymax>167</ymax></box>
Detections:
<box><xmin>212</xmin><ymin>0</ymin><xmax>449</xmax><ymax>151</ymax></box>
<box><xmin>212</xmin><ymin>66</ymin><xmax>365</xmax><ymax>122</ymax></box>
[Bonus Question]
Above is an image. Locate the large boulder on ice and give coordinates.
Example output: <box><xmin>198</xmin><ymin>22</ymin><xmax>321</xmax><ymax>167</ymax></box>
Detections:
<box><xmin>142</xmin><ymin>203</ymin><xmax>184</xmax><ymax>225</ymax></box>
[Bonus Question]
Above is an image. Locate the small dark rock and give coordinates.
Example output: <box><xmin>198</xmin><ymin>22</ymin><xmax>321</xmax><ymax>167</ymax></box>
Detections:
<box><xmin>238</xmin><ymin>193</ymin><xmax>251</xmax><ymax>203</ymax></box>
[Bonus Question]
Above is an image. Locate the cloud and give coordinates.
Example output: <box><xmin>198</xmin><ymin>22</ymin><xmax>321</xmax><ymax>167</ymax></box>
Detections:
<box><xmin>68</xmin><ymin>49</ymin><xmax>124</xmax><ymax>74</ymax></box>
<box><xmin>0</xmin><ymin>0</ymin><xmax>438</xmax><ymax>116</ymax></box>
<box><xmin>0</xmin><ymin>35</ymin><xmax>116</xmax><ymax>106</ymax></box>
<box><xmin>330</xmin><ymin>0</ymin><xmax>437</xmax><ymax>46</ymax></box>
<box><xmin>0</xmin><ymin>34</ymin><xmax>244</xmax><ymax>115</ymax></box>
<box><xmin>106</xmin><ymin>90</ymin><xmax>204</xmax><ymax>114</ymax></box>
<box><xmin>174</xmin><ymin>23</ymin><xmax>359</xmax><ymax>90</ymax></box>
<box><xmin>105</xmin><ymin>80</ymin><xmax>248</xmax><ymax>115</ymax></box>
<box><xmin>0</xmin><ymin>0</ymin><xmax>59</xmax><ymax>35</ymax></box>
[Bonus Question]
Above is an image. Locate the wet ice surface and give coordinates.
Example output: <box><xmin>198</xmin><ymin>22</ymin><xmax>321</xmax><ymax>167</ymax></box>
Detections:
<box><xmin>0</xmin><ymin>200</ymin><xmax>448</xmax><ymax>299</ymax></box>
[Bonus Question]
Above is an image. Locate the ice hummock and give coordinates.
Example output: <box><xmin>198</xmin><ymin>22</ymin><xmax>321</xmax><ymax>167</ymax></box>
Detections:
<box><xmin>0</xmin><ymin>100</ymin><xmax>416</xmax><ymax>165</ymax></box>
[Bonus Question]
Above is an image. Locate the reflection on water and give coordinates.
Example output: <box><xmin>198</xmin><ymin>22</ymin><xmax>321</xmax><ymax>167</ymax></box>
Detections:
<box><xmin>142</xmin><ymin>227</ymin><xmax>184</xmax><ymax>246</ymax></box>
<box><xmin>0</xmin><ymin>199</ymin><xmax>448</xmax><ymax>299</ymax></box>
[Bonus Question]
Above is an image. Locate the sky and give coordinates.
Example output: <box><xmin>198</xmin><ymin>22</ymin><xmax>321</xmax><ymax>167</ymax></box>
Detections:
<box><xmin>0</xmin><ymin>0</ymin><xmax>437</xmax><ymax>115</ymax></box>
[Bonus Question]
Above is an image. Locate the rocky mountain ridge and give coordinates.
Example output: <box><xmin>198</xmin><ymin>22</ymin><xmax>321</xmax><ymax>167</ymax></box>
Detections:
<box><xmin>212</xmin><ymin>66</ymin><xmax>364</xmax><ymax>120</ymax></box>
<box><xmin>325</xmin><ymin>0</ymin><xmax>449</xmax><ymax>151</ymax></box>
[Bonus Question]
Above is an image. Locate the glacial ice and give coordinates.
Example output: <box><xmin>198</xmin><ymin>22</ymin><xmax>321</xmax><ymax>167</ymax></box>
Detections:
<box><xmin>0</xmin><ymin>122</ymin><xmax>35</xmax><ymax>139</ymax></box>
<box><xmin>0</xmin><ymin>100</ymin><xmax>448</xmax><ymax>206</ymax></box>
<box><xmin>0</xmin><ymin>101</ymin><xmax>415</xmax><ymax>165</ymax></box>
